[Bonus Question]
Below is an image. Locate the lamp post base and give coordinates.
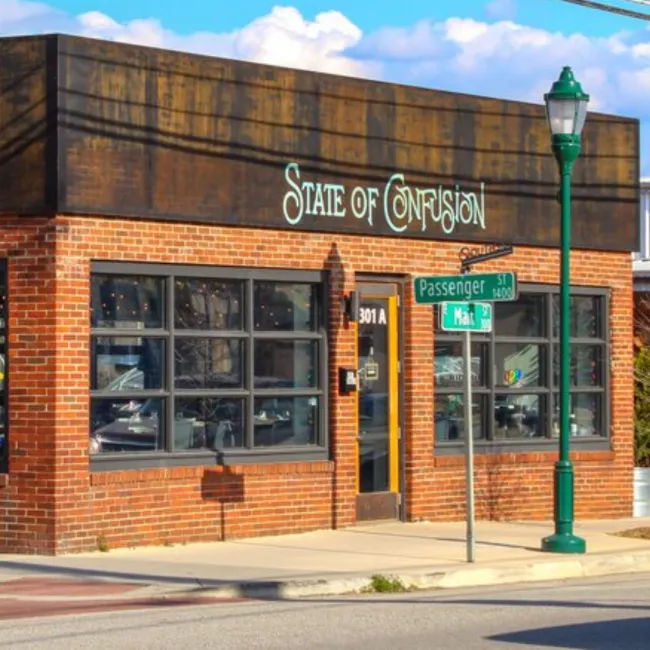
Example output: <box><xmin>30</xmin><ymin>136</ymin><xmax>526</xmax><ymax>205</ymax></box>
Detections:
<box><xmin>540</xmin><ymin>459</ymin><xmax>587</xmax><ymax>554</ymax></box>
<box><xmin>541</xmin><ymin>532</ymin><xmax>586</xmax><ymax>554</ymax></box>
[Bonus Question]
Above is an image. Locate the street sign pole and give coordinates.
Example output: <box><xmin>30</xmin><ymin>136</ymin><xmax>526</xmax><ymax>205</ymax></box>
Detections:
<box><xmin>461</xmin><ymin>273</ymin><xmax>476</xmax><ymax>564</ymax></box>
<box><xmin>418</xmin><ymin>265</ymin><xmax>509</xmax><ymax>565</ymax></box>
<box><xmin>463</xmin><ymin>325</ymin><xmax>475</xmax><ymax>563</ymax></box>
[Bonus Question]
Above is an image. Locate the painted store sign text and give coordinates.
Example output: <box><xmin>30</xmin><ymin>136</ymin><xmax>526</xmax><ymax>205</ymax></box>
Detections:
<box><xmin>282</xmin><ymin>162</ymin><xmax>487</xmax><ymax>236</ymax></box>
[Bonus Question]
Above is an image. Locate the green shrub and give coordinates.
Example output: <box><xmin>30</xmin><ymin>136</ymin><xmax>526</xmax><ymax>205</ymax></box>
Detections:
<box><xmin>634</xmin><ymin>346</ymin><xmax>650</xmax><ymax>466</ymax></box>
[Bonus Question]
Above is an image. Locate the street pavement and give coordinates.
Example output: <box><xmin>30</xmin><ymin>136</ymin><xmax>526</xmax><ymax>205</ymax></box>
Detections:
<box><xmin>2</xmin><ymin>519</ymin><xmax>650</xmax><ymax>599</ymax></box>
<box><xmin>1</xmin><ymin>573</ymin><xmax>649</xmax><ymax>649</ymax></box>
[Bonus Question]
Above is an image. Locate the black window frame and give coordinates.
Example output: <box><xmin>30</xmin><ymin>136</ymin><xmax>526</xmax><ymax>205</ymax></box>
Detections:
<box><xmin>90</xmin><ymin>262</ymin><xmax>329</xmax><ymax>471</ymax></box>
<box><xmin>434</xmin><ymin>283</ymin><xmax>610</xmax><ymax>454</ymax></box>
<box><xmin>0</xmin><ymin>260</ymin><xmax>7</xmax><ymax>474</ymax></box>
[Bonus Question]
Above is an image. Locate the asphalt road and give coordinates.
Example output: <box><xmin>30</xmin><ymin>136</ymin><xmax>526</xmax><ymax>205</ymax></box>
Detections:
<box><xmin>1</xmin><ymin>574</ymin><xmax>650</xmax><ymax>649</ymax></box>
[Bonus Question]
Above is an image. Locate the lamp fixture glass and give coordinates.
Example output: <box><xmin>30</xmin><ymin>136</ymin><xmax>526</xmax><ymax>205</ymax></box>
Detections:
<box><xmin>544</xmin><ymin>66</ymin><xmax>590</xmax><ymax>137</ymax></box>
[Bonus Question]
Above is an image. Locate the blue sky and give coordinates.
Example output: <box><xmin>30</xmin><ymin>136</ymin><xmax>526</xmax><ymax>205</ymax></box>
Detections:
<box><xmin>41</xmin><ymin>0</ymin><xmax>638</xmax><ymax>37</ymax></box>
<box><xmin>2</xmin><ymin>0</ymin><xmax>650</xmax><ymax>172</ymax></box>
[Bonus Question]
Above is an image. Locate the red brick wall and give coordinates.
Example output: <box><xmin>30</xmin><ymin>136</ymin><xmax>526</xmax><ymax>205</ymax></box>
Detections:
<box><xmin>0</xmin><ymin>216</ymin><xmax>634</xmax><ymax>554</ymax></box>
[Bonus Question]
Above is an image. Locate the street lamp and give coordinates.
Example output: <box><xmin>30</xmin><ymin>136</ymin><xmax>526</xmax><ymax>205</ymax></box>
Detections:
<box><xmin>541</xmin><ymin>66</ymin><xmax>589</xmax><ymax>554</ymax></box>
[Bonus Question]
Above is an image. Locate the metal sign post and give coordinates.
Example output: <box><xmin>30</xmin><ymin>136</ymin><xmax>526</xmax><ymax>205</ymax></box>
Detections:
<box><xmin>418</xmin><ymin>246</ymin><xmax>514</xmax><ymax>565</ymax></box>
<box><xmin>460</xmin><ymin>265</ymin><xmax>477</xmax><ymax>565</ymax></box>
<box><xmin>462</xmin><ymin>323</ymin><xmax>475</xmax><ymax>563</ymax></box>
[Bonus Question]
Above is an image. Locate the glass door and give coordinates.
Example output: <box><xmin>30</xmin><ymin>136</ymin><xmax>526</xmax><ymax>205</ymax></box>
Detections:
<box><xmin>356</xmin><ymin>285</ymin><xmax>400</xmax><ymax>522</ymax></box>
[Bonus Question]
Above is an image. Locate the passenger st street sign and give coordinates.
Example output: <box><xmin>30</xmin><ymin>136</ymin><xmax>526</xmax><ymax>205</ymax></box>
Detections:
<box><xmin>414</xmin><ymin>271</ymin><xmax>517</xmax><ymax>304</ymax></box>
<box><xmin>440</xmin><ymin>302</ymin><xmax>493</xmax><ymax>333</ymax></box>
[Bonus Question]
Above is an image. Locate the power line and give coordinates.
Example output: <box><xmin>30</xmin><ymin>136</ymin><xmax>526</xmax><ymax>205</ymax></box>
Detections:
<box><xmin>556</xmin><ymin>0</ymin><xmax>650</xmax><ymax>20</ymax></box>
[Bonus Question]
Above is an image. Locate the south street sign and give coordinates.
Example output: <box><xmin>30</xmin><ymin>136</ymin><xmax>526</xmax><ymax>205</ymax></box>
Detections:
<box><xmin>440</xmin><ymin>302</ymin><xmax>493</xmax><ymax>333</ymax></box>
<box><xmin>414</xmin><ymin>272</ymin><xmax>518</xmax><ymax>304</ymax></box>
<box><xmin>459</xmin><ymin>244</ymin><xmax>513</xmax><ymax>270</ymax></box>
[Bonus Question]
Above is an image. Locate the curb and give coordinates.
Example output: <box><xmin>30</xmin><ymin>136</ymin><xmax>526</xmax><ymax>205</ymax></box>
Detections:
<box><xmin>152</xmin><ymin>549</ymin><xmax>650</xmax><ymax>600</ymax></box>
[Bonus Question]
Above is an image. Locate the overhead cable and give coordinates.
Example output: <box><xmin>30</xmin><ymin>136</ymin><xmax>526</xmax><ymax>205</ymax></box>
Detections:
<box><xmin>555</xmin><ymin>0</ymin><xmax>650</xmax><ymax>20</ymax></box>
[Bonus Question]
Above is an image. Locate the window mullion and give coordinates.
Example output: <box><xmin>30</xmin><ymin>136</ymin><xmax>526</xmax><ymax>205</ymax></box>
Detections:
<box><xmin>166</xmin><ymin>275</ymin><xmax>175</xmax><ymax>453</ymax></box>
<box><xmin>488</xmin><ymin>327</ymin><xmax>495</xmax><ymax>441</ymax></box>
<box><xmin>246</xmin><ymin>278</ymin><xmax>255</xmax><ymax>450</ymax></box>
<box><xmin>545</xmin><ymin>290</ymin><xmax>554</xmax><ymax>438</ymax></box>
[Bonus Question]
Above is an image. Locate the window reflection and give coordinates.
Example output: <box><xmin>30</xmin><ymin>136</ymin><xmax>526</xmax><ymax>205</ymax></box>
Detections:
<box><xmin>552</xmin><ymin>345</ymin><xmax>602</xmax><ymax>387</ymax></box>
<box><xmin>174</xmin><ymin>338</ymin><xmax>243</xmax><ymax>389</ymax></box>
<box><xmin>494</xmin><ymin>395</ymin><xmax>545</xmax><ymax>439</ymax></box>
<box><xmin>552</xmin><ymin>393</ymin><xmax>601</xmax><ymax>437</ymax></box>
<box><xmin>254</xmin><ymin>340</ymin><xmax>317</xmax><ymax>389</ymax></box>
<box><xmin>552</xmin><ymin>295</ymin><xmax>601</xmax><ymax>338</ymax></box>
<box><xmin>174</xmin><ymin>279</ymin><xmax>242</xmax><ymax>330</ymax></box>
<box><xmin>253</xmin><ymin>396</ymin><xmax>318</xmax><ymax>447</ymax></box>
<box><xmin>434</xmin><ymin>394</ymin><xmax>486</xmax><ymax>441</ymax></box>
<box><xmin>90</xmin><ymin>398</ymin><xmax>163</xmax><ymax>454</ymax></box>
<box><xmin>91</xmin><ymin>275</ymin><xmax>163</xmax><ymax>329</ymax></box>
<box><xmin>254</xmin><ymin>282</ymin><xmax>316</xmax><ymax>331</ymax></box>
<box><xmin>90</xmin><ymin>271</ymin><xmax>326</xmax><ymax>455</ymax></box>
<box><xmin>92</xmin><ymin>337</ymin><xmax>164</xmax><ymax>391</ymax></box>
<box><xmin>174</xmin><ymin>398</ymin><xmax>243</xmax><ymax>449</ymax></box>
<box><xmin>435</xmin><ymin>289</ymin><xmax>606</xmax><ymax>444</ymax></box>
<box><xmin>434</xmin><ymin>342</ymin><xmax>485</xmax><ymax>389</ymax></box>
<box><xmin>495</xmin><ymin>294</ymin><xmax>545</xmax><ymax>338</ymax></box>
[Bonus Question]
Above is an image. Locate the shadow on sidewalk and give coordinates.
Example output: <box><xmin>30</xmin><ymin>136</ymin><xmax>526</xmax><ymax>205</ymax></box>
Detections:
<box><xmin>326</xmin><ymin>528</ymin><xmax>540</xmax><ymax>551</ymax></box>
<box><xmin>0</xmin><ymin>560</ymin><xmax>296</xmax><ymax>598</ymax></box>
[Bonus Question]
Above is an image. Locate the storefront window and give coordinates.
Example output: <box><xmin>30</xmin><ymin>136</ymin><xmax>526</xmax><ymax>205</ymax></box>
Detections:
<box><xmin>0</xmin><ymin>263</ymin><xmax>6</xmax><ymax>472</ymax></box>
<box><xmin>434</xmin><ymin>285</ymin><xmax>608</xmax><ymax>445</ymax></box>
<box><xmin>90</xmin><ymin>267</ymin><xmax>326</xmax><ymax>461</ymax></box>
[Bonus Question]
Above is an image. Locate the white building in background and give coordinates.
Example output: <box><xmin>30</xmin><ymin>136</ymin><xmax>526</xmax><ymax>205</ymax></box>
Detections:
<box><xmin>634</xmin><ymin>179</ymin><xmax>650</xmax><ymax>290</ymax></box>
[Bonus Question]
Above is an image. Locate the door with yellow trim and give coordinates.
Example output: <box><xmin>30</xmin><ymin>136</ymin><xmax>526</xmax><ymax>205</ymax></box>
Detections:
<box><xmin>356</xmin><ymin>284</ymin><xmax>401</xmax><ymax>522</ymax></box>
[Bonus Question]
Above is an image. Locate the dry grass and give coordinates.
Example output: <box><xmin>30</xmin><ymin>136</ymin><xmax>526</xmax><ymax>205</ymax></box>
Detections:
<box><xmin>611</xmin><ymin>527</ymin><xmax>650</xmax><ymax>540</ymax></box>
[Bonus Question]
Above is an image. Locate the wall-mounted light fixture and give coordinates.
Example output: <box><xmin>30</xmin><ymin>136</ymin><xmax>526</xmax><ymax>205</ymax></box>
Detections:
<box><xmin>343</xmin><ymin>291</ymin><xmax>360</xmax><ymax>322</ymax></box>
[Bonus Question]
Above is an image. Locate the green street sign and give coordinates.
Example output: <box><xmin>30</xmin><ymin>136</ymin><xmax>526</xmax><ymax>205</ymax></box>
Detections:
<box><xmin>440</xmin><ymin>302</ymin><xmax>493</xmax><ymax>333</ymax></box>
<box><xmin>414</xmin><ymin>272</ymin><xmax>517</xmax><ymax>304</ymax></box>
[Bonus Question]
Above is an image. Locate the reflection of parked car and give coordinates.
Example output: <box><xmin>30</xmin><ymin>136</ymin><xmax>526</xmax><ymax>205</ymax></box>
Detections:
<box><xmin>90</xmin><ymin>399</ymin><xmax>160</xmax><ymax>454</ymax></box>
<box><xmin>90</xmin><ymin>367</ymin><xmax>304</xmax><ymax>454</ymax></box>
<box><xmin>494</xmin><ymin>396</ymin><xmax>540</xmax><ymax>438</ymax></box>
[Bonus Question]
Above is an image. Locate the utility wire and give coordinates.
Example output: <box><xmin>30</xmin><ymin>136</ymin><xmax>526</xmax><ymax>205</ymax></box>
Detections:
<box><xmin>556</xmin><ymin>0</ymin><xmax>650</xmax><ymax>20</ymax></box>
<box><xmin>622</xmin><ymin>0</ymin><xmax>650</xmax><ymax>7</ymax></box>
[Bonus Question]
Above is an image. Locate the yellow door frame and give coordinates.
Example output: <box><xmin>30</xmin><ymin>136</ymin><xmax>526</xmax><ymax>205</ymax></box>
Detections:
<box><xmin>354</xmin><ymin>291</ymin><xmax>400</xmax><ymax>495</ymax></box>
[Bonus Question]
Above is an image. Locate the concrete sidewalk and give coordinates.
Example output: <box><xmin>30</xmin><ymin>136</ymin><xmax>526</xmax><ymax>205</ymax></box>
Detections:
<box><xmin>2</xmin><ymin>518</ymin><xmax>650</xmax><ymax>599</ymax></box>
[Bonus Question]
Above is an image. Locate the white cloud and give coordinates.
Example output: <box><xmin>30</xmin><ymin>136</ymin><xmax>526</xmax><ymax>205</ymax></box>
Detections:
<box><xmin>0</xmin><ymin>1</ymin><xmax>649</xmax><ymax>168</ymax></box>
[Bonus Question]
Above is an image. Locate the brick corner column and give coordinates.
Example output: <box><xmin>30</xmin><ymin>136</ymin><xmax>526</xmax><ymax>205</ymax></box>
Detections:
<box><xmin>52</xmin><ymin>219</ymin><xmax>94</xmax><ymax>553</ymax></box>
<box><xmin>3</xmin><ymin>221</ymin><xmax>58</xmax><ymax>553</ymax></box>
<box><xmin>402</xmin><ymin>279</ymin><xmax>435</xmax><ymax>522</ymax></box>
<box><xmin>326</xmin><ymin>245</ymin><xmax>357</xmax><ymax>529</ymax></box>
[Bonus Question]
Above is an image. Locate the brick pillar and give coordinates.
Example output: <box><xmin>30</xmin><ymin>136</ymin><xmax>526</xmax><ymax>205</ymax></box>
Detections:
<box><xmin>51</xmin><ymin>219</ymin><xmax>93</xmax><ymax>552</ymax></box>
<box><xmin>3</xmin><ymin>221</ymin><xmax>58</xmax><ymax>553</ymax></box>
<box><xmin>326</xmin><ymin>243</ymin><xmax>357</xmax><ymax>529</ymax></box>
<box><xmin>606</xmin><ymin>277</ymin><xmax>635</xmax><ymax>514</ymax></box>
<box><xmin>403</xmin><ymin>278</ymin><xmax>436</xmax><ymax>521</ymax></box>
<box><xmin>0</xmin><ymin>219</ymin><xmax>94</xmax><ymax>554</ymax></box>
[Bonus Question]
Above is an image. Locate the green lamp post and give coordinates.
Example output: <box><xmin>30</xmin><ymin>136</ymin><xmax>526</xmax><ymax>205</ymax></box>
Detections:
<box><xmin>541</xmin><ymin>66</ymin><xmax>589</xmax><ymax>554</ymax></box>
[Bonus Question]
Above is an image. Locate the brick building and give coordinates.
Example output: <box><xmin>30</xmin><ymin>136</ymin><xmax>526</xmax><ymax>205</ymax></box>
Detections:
<box><xmin>0</xmin><ymin>34</ymin><xmax>639</xmax><ymax>554</ymax></box>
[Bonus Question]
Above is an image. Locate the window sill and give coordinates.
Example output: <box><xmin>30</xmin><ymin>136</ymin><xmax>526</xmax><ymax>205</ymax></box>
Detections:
<box><xmin>435</xmin><ymin>437</ymin><xmax>612</xmax><ymax>457</ymax></box>
<box><xmin>90</xmin><ymin>447</ymin><xmax>330</xmax><ymax>472</ymax></box>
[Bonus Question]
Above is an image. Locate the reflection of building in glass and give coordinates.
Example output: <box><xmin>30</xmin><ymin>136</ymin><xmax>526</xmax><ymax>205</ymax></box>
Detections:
<box><xmin>434</xmin><ymin>355</ymin><xmax>481</xmax><ymax>387</ymax></box>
